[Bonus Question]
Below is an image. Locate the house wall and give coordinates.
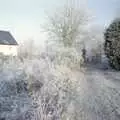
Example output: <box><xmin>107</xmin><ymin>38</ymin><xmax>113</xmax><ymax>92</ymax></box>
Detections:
<box><xmin>0</xmin><ymin>45</ymin><xmax>18</xmax><ymax>56</ymax></box>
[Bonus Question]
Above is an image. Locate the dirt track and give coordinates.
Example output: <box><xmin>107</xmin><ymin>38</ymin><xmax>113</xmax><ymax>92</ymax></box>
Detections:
<box><xmin>77</xmin><ymin>68</ymin><xmax>120</xmax><ymax>120</ymax></box>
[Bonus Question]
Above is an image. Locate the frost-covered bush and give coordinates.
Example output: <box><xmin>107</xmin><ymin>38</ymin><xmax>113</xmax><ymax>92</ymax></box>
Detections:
<box><xmin>0</xmin><ymin>55</ymin><xmax>85</xmax><ymax>120</ymax></box>
<box><xmin>26</xmin><ymin>60</ymin><xmax>84</xmax><ymax>120</ymax></box>
<box><xmin>104</xmin><ymin>18</ymin><xmax>120</xmax><ymax>70</ymax></box>
<box><xmin>46</xmin><ymin>45</ymin><xmax>83</xmax><ymax>69</ymax></box>
<box><xmin>18</xmin><ymin>39</ymin><xmax>42</xmax><ymax>60</ymax></box>
<box><xmin>0</xmin><ymin>59</ymin><xmax>32</xmax><ymax>120</ymax></box>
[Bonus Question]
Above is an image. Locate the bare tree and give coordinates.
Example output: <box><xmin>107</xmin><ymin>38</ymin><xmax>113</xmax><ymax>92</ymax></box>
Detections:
<box><xmin>18</xmin><ymin>39</ymin><xmax>35</xmax><ymax>60</ymax></box>
<box><xmin>44</xmin><ymin>4</ymin><xmax>90</xmax><ymax>48</ymax></box>
<box><xmin>43</xmin><ymin>3</ymin><xmax>92</xmax><ymax>68</ymax></box>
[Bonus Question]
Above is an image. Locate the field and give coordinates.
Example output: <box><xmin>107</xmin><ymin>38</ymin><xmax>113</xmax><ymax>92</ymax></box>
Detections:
<box><xmin>0</xmin><ymin>57</ymin><xmax>120</xmax><ymax>120</ymax></box>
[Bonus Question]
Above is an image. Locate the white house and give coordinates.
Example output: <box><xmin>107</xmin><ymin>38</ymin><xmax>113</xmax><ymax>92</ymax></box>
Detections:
<box><xmin>0</xmin><ymin>31</ymin><xmax>18</xmax><ymax>56</ymax></box>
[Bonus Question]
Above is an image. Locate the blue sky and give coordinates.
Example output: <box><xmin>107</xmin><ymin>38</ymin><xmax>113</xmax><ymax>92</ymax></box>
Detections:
<box><xmin>88</xmin><ymin>0</ymin><xmax>120</xmax><ymax>25</ymax></box>
<box><xmin>0</xmin><ymin>0</ymin><xmax>119</xmax><ymax>45</ymax></box>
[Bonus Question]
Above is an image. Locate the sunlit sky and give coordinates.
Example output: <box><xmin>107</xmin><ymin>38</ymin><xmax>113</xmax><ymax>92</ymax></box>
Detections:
<box><xmin>0</xmin><ymin>0</ymin><xmax>119</xmax><ymax>45</ymax></box>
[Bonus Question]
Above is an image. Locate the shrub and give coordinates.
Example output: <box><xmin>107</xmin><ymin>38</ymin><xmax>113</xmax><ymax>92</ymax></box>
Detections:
<box><xmin>46</xmin><ymin>45</ymin><xmax>83</xmax><ymax>69</ymax></box>
<box><xmin>104</xmin><ymin>18</ymin><xmax>120</xmax><ymax>70</ymax></box>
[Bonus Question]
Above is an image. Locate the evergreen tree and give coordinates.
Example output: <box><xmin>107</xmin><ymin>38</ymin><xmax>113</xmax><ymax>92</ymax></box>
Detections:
<box><xmin>104</xmin><ymin>18</ymin><xmax>120</xmax><ymax>70</ymax></box>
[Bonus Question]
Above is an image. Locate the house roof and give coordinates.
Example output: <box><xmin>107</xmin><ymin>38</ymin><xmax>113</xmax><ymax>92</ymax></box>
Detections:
<box><xmin>0</xmin><ymin>31</ymin><xmax>18</xmax><ymax>45</ymax></box>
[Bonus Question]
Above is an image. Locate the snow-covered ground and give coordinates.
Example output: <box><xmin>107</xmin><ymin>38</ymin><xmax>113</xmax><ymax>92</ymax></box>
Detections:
<box><xmin>76</xmin><ymin>67</ymin><xmax>120</xmax><ymax>120</ymax></box>
<box><xmin>0</xmin><ymin>58</ymin><xmax>120</xmax><ymax>120</ymax></box>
